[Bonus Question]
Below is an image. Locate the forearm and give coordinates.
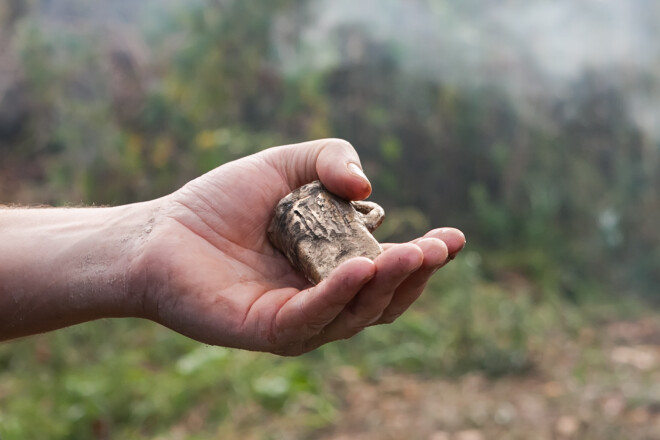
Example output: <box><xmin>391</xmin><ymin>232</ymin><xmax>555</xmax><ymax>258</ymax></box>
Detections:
<box><xmin>0</xmin><ymin>202</ymin><xmax>155</xmax><ymax>340</ymax></box>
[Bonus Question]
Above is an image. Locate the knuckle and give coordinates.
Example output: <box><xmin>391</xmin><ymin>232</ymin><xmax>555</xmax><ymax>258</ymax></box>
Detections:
<box><xmin>273</xmin><ymin>343</ymin><xmax>306</xmax><ymax>357</ymax></box>
<box><xmin>347</xmin><ymin>315</ymin><xmax>370</xmax><ymax>331</ymax></box>
<box><xmin>350</xmin><ymin>310</ymin><xmax>381</xmax><ymax>328</ymax></box>
<box><xmin>323</xmin><ymin>138</ymin><xmax>353</xmax><ymax>150</ymax></box>
<box><xmin>379</xmin><ymin>312</ymin><xmax>402</xmax><ymax>324</ymax></box>
<box><xmin>304</xmin><ymin>321</ymin><xmax>326</xmax><ymax>335</ymax></box>
<box><xmin>343</xmin><ymin>324</ymin><xmax>366</xmax><ymax>339</ymax></box>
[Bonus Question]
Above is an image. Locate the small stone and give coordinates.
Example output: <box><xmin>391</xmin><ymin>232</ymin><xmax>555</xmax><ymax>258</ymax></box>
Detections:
<box><xmin>455</xmin><ymin>430</ymin><xmax>485</xmax><ymax>440</ymax></box>
<box><xmin>268</xmin><ymin>181</ymin><xmax>385</xmax><ymax>284</ymax></box>
<box><xmin>427</xmin><ymin>431</ymin><xmax>450</xmax><ymax>440</ymax></box>
<box><xmin>555</xmin><ymin>415</ymin><xmax>580</xmax><ymax>436</ymax></box>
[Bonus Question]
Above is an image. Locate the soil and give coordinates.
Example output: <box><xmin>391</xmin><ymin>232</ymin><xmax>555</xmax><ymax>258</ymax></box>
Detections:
<box><xmin>319</xmin><ymin>318</ymin><xmax>660</xmax><ymax>440</ymax></box>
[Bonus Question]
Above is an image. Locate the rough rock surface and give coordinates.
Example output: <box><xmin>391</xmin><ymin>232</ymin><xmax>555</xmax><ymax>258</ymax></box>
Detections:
<box><xmin>267</xmin><ymin>181</ymin><xmax>385</xmax><ymax>284</ymax></box>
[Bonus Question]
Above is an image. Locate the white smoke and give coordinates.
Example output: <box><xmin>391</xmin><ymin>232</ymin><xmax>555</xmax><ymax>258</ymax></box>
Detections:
<box><xmin>278</xmin><ymin>0</ymin><xmax>660</xmax><ymax>138</ymax></box>
<box><xmin>23</xmin><ymin>0</ymin><xmax>660</xmax><ymax>140</ymax></box>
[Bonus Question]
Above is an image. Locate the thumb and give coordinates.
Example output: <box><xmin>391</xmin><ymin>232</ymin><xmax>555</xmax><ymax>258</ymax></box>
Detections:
<box><xmin>264</xmin><ymin>138</ymin><xmax>372</xmax><ymax>201</ymax></box>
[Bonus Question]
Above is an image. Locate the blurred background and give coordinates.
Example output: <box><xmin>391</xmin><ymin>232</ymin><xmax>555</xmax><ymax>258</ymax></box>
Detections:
<box><xmin>1</xmin><ymin>0</ymin><xmax>660</xmax><ymax>438</ymax></box>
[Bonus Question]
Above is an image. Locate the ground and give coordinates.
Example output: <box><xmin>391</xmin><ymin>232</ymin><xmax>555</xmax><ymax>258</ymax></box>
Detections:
<box><xmin>317</xmin><ymin>318</ymin><xmax>660</xmax><ymax>440</ymax></box>
<box><xmin>2</xmin><ymin>267</ymin><xmax>660</xmax><ymax>439</ymax></box>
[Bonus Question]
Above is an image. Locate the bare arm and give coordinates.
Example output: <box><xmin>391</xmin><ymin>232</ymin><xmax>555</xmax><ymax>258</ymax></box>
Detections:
<box><xmin>0</xmin><ymin>203</ymin><xmax>153</xmax><ymax>339</ymax></box>
<box><xmin>0</xmin><ymin>139</ymin><xmax>465</xmax><ymax>354</ymax></box>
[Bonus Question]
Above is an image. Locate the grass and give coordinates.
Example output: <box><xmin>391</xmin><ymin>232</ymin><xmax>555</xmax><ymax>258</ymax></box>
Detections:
<box><xmin>0</xmin><ymin>251</ymin><xmax>657</xmax><ymax>439</ymax></box>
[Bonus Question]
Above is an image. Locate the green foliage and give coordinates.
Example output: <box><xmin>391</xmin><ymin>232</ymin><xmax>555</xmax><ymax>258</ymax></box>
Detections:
<box><xmin>0</xmin><ymin>258</ymin><xmax>604</xmax><ymax>438</ymax></box>
<box><xmin>1</xmin><ymin>1</ymin><xmax>660</xmax><ymax>436</ymax></box>
<box><xmin>5</xmin><ymin>0</ymin><xmax>658</xmax><ymax>299</ymax></box>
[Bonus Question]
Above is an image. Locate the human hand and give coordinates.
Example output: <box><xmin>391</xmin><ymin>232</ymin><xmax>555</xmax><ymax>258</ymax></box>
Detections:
<box><xmin>135</xmin><ymin>139</ymin><xmax>465</xmax><ymax>355</ymax></box>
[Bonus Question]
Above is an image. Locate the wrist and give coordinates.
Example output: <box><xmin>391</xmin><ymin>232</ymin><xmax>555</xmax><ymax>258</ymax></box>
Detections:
<box><xmin>0</xmin><ymin>200</ymin><xmax>159</xmax><ymax>339</ymax></box>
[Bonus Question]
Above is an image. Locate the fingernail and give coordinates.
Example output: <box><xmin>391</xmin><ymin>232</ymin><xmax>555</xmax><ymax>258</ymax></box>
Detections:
<box><xmin>348</xmin><ymin>162</ymin><xmax>370</xmax><ymax>185</ymax></box>
<box><xmin>448</xmin><ymin>241</ymin><xmax>466</xmax><ymax>261</ymax></box>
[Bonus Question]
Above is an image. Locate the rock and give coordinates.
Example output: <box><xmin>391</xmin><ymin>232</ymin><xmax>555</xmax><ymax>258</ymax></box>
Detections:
<box><xmin>455</xmin><ymin>430</ymin><xmax>485</xmax><ymax>440</ymax></box>
<box><xmin>555</xmin><ymin>415</ymin><xmax>580</xmax><ymax>436</ymax></box>
<box><xmin>267</xmin><ymin>180</ymin><xmax>384</xmax><ymax>284</ymax></box>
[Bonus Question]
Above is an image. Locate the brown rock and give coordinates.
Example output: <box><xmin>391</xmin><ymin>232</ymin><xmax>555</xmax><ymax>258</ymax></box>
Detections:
<box><xmin>267</xmin><ymin>181</ymin><xmax>384</xmax><ymax>284</ymax></box>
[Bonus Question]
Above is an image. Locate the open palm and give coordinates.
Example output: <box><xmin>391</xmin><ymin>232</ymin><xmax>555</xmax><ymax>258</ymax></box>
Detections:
<box><xmin>137</xmin><ymin>139</ymin><xmax>465</xmax><ymax>355</ymax></box>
